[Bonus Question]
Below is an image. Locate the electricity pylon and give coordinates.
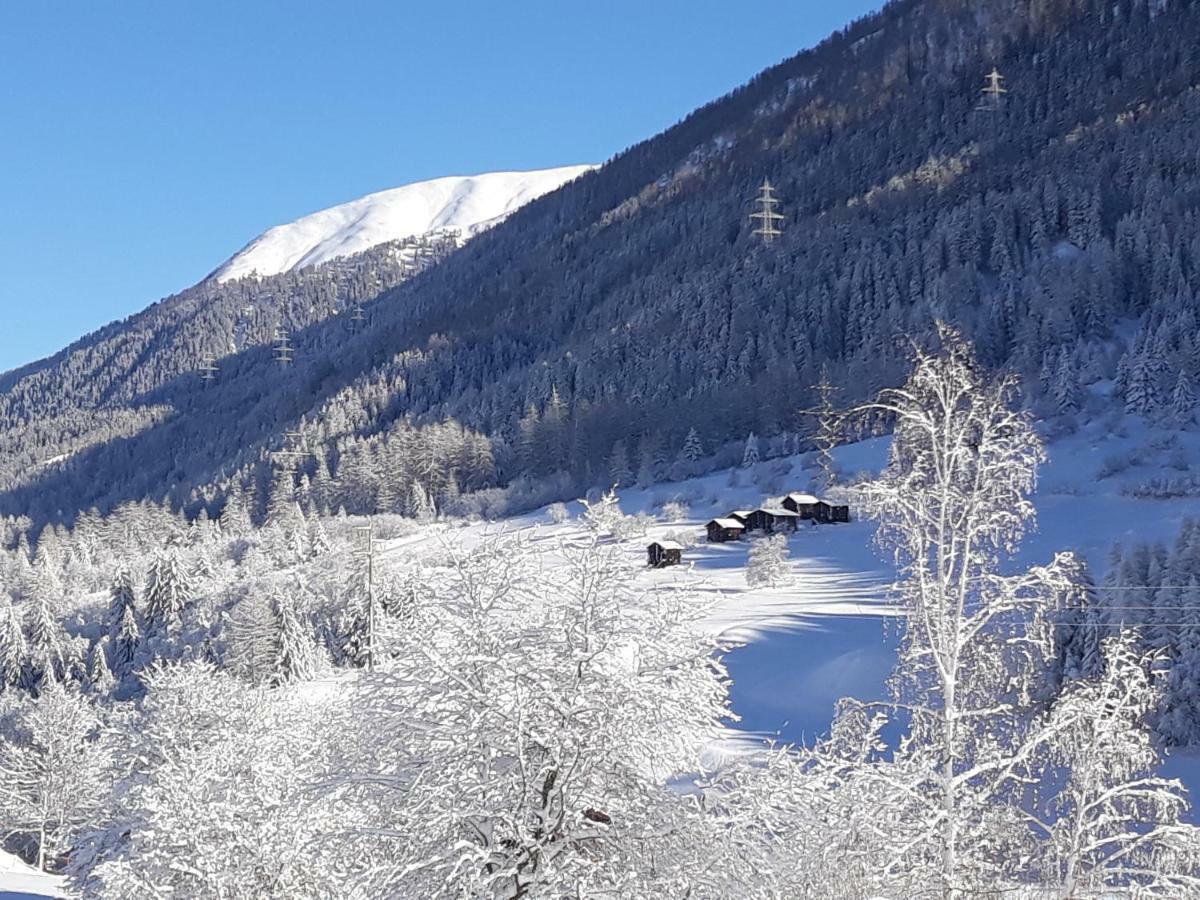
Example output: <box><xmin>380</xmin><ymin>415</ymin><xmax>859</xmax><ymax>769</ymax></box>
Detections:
<box><xmin>978</xmin><ymin>67</ymin><xmax>1007</xmax><ymax>113</ymax></box>
<box><xmin>199</xmin><ymin>355</ymin><xmax>218</xmax><ymax>384</ymax></box>
<box><xmin>272</xmin><ymin>430</ymin><xmax>309</xmax><ymax>468</ymax></box>
<box><xmin>750</xmin><ymin>179</ymin><xmax>784</xmax><ymax>244</ymax></box>
<box><xmin>274</xmin><ymin>330</ymin><xmax>294</xmax><ymax>366</ymax></box>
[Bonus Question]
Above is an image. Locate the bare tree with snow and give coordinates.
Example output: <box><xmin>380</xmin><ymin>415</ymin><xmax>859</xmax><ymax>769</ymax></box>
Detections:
<box><xmin>746</xmin><ymin>534</ymin><xmax>790</xmax><ymax>588</ymax></box>
<box><xmin>860</xmin><ymin>326</ymin><xmax>1086</xmax><ymax>894</ymax></box>
<box><xmin>0</xmin><ymin>682</ymin><xmax>108</xmax><ymax>871</ymax></box>
<box><xmin>578</xmin><ymin>486</ymin><xmax>626</xmax><ymax>536</ymax></box>
<box><xmin>323</xmin><ymin>535</ymin><xmax>731</xmax><ymax>897</ymax></box>
<box><xmin>1024</xmin><ymin>633</ymin><xmax>1200</xmax><ymax>896</ymax></box>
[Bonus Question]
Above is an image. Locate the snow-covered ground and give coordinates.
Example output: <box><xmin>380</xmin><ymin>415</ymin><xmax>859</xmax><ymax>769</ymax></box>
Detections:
<box><xmin>0</xmin><ymin>851</ymin><xmax>63</xmax><ymax>900</ymax></box>
<box><xmin>7</xmin><ymin>417</ymin><xmax>1196</xmax><ymax>895</ymax></box>
<box><xmin>212</xmin><ymin>165</ymin><xmax>595</xmax><ymax>282</ymax></box>
<box><xmin>376</xmin><ymin>418</ymin><xmax>1200</xmax><ymax>795</ymax></box>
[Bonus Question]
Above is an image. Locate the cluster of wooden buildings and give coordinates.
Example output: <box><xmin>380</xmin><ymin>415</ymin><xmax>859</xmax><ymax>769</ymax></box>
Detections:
<box><xmin>704</xmin><ymin>493</ymin><xmax>849</xmax><ymax>544</ymax></box>
<box><xmin>647</xmin><ymin>491</ymin><xmax>851</xmax><ymax>567</ymax></box>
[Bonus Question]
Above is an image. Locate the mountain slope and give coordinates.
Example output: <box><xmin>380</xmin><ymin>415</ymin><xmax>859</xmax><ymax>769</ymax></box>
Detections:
<box><xmin>213</xmin><ymin>166</ymin><xmax>594</xmax><ymax>282</ymax></box>
<box><xmin>3</xmin><ymin>0</ymin><xmax>1200</xmax><ymax>528</ymax></box>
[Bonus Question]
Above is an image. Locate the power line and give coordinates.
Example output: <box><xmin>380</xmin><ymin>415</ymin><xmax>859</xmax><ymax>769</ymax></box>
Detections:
<box><xmin>271</xmin><ymin>431</ymin><xmax>310</xmax><ymax>467</ymax></box>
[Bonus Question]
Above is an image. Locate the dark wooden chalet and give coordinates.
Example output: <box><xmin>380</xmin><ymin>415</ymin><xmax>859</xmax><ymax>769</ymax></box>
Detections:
<box><xmin>744</xmin><ymin>508</ymin><xmax>800</xmax><ymax>533</ymax></box>
<box><xmin>728</xmin><ymin>510</ymin><xmax>754</xmax><ymax>526</ymax></box>
<box><xmin>647</xmin><ymin>540</ymin><xmax>684</xmax><ymax>568</ymax></box>
<box><xmin>783</xmin><ymin>492</ymin><xmax>851</xmax><ymax>524</ymax></box>
<box><xmin>782</xmin><ymin>492</ymin><xmax>821</xmax><ymax>518</ymax></box>
<box><xmin>706</xmin><ymin>518</ymin><xmax>746</xmax><ymax>542</ymax></box>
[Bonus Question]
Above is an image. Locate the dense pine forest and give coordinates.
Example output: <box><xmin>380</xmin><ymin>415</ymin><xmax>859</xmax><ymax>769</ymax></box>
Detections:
<box><xmin>3</xmin><ymin>0</ymin><xmax>1200</xmax><ymax>532</ymax></box>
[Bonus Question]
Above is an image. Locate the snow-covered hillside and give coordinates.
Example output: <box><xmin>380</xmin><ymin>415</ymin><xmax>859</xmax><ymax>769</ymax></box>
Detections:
<box><xmin>212</xmin><ymin>165</ymin><xmax>594</xmax><ymax>282</ymax></box>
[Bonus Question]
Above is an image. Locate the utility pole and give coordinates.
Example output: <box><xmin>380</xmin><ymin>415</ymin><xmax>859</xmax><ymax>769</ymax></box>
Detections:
<box><xmin>274</xmin><ymin>329</ymin><xmax>294</xmax><ymax>366</ymax></box>
<box><xmin>749</xmin><ymin>179</ymin><xmax>785</xmax><ymax>244</ymax></box>
<box><xmin>349</xmin><ymin>305</ymin><xmax>367</xmax><ymax>330</ymax></box>
<box><xmin>353</xmin><ymin>523</ymin><xmax>377</xmax><ymax>671</ymax></box>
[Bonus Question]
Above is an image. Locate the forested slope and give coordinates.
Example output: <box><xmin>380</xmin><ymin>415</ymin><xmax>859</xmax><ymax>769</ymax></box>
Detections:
<box><xmin>4</xmin><ymin>0</ymin><xmax>1200</xmax><ymax>526</ymax></box>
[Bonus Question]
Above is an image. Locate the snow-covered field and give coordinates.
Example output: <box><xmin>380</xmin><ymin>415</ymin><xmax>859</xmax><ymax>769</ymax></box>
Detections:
<box><xmin>0</xmin><ymin>850</ymin><xmax>62</xmax><ymax>900</ymax></box>
<box><xmin>370</xmin><ymin>419</ymin><xmax>1200</xmax><ymax>789</ymax></box>
<box><xmin>213</xmin><ymin>165</ymin><xmax>595</xmax><ymax>282</ymax></box>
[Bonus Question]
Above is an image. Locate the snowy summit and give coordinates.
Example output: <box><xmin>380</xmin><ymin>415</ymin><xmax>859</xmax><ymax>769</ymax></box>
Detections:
<box><xmin>211</xmin><ymin>164</ymin><xmax>595</xmax><ymax>282</ymax></box>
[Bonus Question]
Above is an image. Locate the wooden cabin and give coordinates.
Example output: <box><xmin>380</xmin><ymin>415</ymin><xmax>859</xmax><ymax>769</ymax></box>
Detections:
<box><xmin>783</xmin><ymin>492</ymin><xmax>851</xmax><ymax>524</ymax></box>
<box><xmin>782</xmin><ymin>492</ymin><xmax>821</xmax><ymax>518</ymax></box>
<box><xmin>744</xmin><ymin>508</ymin><xmax>800</xmax><ymax>534</ymax></box>
<box><xmin>706</xmin><ymin>518</ymin><xmax>746</xmax><ymax>543</ymax></box>
<box><xmin>728</xmin><ymin>510</ymin><xmax>754</xmax><ymax>526</ymax></box>
<box><xmin>648</xmin><ymin>540</ymin><xmax>684</xmax><ymax>568</ymax></box>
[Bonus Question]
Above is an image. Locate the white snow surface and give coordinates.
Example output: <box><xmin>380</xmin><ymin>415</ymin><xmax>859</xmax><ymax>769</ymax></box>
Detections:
<box><xmin>372</xmin><ymin>419</ymin><xmax>1200</xmax><ymax>788</ymax></box>
<box><xmin>0</xmin><ymin>850</ymin><xmax>63</xmax><ymax>899</ymax></box>
<box><xmin>212</xmin><ymin>165</ymin><xmax>595</xmax><ymax>282</ymax></box>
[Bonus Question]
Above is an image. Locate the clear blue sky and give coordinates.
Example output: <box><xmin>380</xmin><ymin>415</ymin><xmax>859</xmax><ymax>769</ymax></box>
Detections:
<box><xmin>0</xmin><ymin>0</ymin><xmax>879</xmax><ymax>373</ymax></box>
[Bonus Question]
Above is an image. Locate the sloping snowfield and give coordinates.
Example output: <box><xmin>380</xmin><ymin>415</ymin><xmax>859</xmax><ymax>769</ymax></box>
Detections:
<box><xmin>213</xmin><ymin>165</ymin><xmax>594</xmax><ymax>282</ymax></box>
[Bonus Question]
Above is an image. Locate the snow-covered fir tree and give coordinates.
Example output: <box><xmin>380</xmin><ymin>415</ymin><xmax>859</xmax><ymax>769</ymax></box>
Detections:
<box><xmin>269</xmin><ymin>591</ymin><xmax>318</xmax><ymax>687</ymax></box>
<box><xmin>0</xmin><ymin>595</ymin><xmax>28</xmax><ymax>690</ymax></box>
<box><xmin>742</xmin><ymin>432</ymin><xmax>760</xmax><ymax>468</ymax></box>
<box><xmin>680</xmin><ymin>427</ymin><xmax>704</xmax><ymax>464</ymax></box>
<box><xmin>142</xmin><ymin>548</ymin><xmax>193</xmax><ymax>634</ymax></box>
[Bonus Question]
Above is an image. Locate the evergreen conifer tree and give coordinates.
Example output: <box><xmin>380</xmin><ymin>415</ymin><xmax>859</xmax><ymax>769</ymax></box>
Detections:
<box><xmin>1124</xmin><ymin>352</ymin><xmax>1161</xmax><ymax>417</ymax></box>
<box><xmin>742</xmin><ymin>432</ymin><xmax>760</xmax><ymax>468</ymax></box>
<box><xmin>270</xmin><ymin>593</ymin><xmax>317</xmax><ymax>687</ymax></box>
<box><xmin>1170</xmin><ymin>371</ymin><xmax>1196</xmax><ymax>425</ymax></box>
<box><xmin>144</xmin><ymin>549</ymin><xmax>193</xmax><ymax>634</ymax></box>
<box><xmin>0</xmin><ymin>596</ymin><xmax>28</xmax><ymax>690</ymax></box>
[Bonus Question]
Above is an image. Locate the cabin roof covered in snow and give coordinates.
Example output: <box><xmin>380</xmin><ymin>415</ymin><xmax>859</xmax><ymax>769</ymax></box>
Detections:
<box><xmin>709</xmin><ymin>518</ymin><xmax>746</xmax><ymax>529</ymax></box>
<box><xmin>786</xmin><ymin>492</ymin><xmax>820</xmax><ymax>504</ymax></box>
<box><xmin>759</xmin><ymin>507</ymin><xmax>800</xmax><ymax>517</ymax></box>
<box><xmin>650</xmin><ymin>540</ymin><xmax>685</xmax><ymax>551</ymax></box>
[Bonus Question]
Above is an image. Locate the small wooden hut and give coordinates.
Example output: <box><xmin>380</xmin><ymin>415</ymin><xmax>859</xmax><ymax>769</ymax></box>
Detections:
<box><xmin>648</xmin><ymin>540</ymin><xmax>684</xmax><ymax>568</ymax></box>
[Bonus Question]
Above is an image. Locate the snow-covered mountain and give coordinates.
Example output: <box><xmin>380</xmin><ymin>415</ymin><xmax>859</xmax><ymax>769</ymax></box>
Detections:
<box><xmin>212</xmin><ymin>165</ymin><xmax>594</xmax><ymax>282</ymax></box>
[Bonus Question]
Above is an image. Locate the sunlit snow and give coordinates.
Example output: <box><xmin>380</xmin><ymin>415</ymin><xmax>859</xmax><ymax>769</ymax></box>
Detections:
<box><xmin>212</xmin><ymin>165</ymin><xmax>595</xmax><ymax>282</ymax></box>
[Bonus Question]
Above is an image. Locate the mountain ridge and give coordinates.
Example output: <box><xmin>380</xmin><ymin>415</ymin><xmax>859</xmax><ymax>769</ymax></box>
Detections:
<box><xmin>211</xmin><ymin>165</ymin><xmax>595</xmax><ymax>283</ymax></box>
